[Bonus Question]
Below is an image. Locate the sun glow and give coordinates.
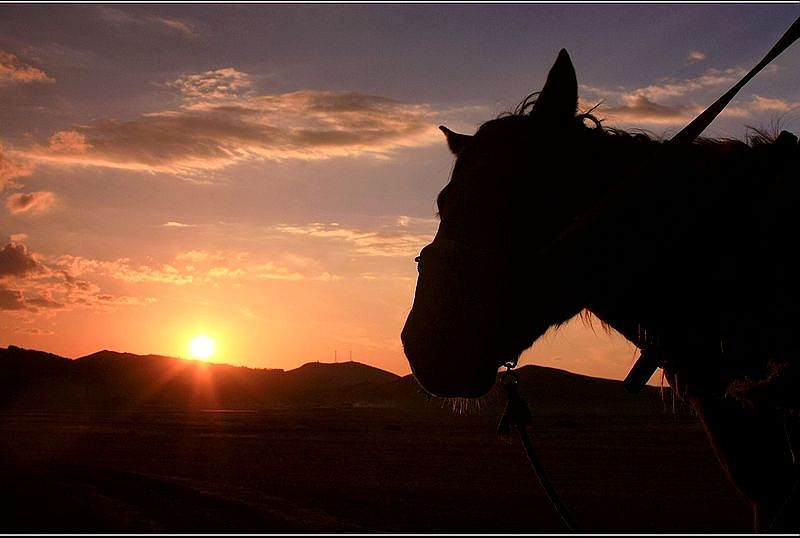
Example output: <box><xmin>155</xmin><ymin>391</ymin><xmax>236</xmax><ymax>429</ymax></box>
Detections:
<box><xmin>188</xmin><ymin>335</ymin><xmax>216</xmax><ymax>360</ymax></box>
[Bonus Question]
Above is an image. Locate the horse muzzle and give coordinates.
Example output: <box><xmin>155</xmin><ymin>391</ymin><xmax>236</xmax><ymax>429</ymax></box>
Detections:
<box><xmin>401</xmin><ymin>329</ymin><xmax>503</xmax><ymax>398</ymax></box>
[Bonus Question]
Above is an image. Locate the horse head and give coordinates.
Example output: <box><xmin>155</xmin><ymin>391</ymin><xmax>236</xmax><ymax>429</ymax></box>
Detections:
<box><xmin>402</xmin><ymin>50</ymin><xmax>610</xmax><ymax>398</ymax></box>
<box><xmin>402</xmin><ymin>26</ymin><xmax>800</xmax><ymax>531</ymax></box>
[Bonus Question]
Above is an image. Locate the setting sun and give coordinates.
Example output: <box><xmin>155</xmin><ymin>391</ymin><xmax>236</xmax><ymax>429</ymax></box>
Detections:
<box><xmin>188</xmin><ymin>335</ymin><xmax>216</xmax><ymax>360</ymax></box>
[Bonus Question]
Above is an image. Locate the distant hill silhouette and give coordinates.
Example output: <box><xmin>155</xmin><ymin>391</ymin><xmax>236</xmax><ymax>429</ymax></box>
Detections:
<box><xmin>0</xmin><ymin>346</ymin><xmax>407</xmax><ymax>410</ymax></box>
<box><xmin>0</xmin><ymin>345</ymin><xmax>674</xmax><ymax>415</ymax></box>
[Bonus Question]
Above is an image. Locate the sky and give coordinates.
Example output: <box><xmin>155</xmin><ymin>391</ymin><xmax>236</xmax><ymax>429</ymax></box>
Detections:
<box><xmin>2</xmin><ymin>3</ymin><xmax>800</xmax><ymax>381</ymax></box>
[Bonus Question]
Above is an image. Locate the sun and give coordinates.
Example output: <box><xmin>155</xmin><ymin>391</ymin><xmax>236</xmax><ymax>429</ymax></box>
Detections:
<box><xmin>188</xmin><ymin>335</ymin><xmax>216</xmax><ymax>360</ymax></box>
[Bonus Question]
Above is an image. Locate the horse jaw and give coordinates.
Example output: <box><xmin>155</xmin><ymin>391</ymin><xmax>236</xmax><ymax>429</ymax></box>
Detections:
<box><xmin>401</xmin><ymin>240</ymin><xmax>543</xmax><ymax>398</ymax></box>
<box><xmin>401</xmin><ymin>311</ymin><xmax>508</xmax><ymax>399</ymax></box>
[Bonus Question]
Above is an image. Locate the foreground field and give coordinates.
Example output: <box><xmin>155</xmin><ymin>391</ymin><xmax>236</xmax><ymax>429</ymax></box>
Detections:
<box><xmin>0</xmin><ymin>405</ymin><xmax>751</xmax><ymax>533</ymax></box>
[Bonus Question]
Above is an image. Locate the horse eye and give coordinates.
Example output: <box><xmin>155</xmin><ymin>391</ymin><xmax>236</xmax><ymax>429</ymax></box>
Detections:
<box><xmin>414</xmin><ymin>256</ymin><xmax>421</xmax><ymax>263</ymax></box>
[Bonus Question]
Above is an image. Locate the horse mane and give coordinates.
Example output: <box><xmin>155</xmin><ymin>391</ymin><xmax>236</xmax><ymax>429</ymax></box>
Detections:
<box><xmin>490</xmin><ymin>92</ymin><xmax>794</xmax><ymax>153</ymax></box>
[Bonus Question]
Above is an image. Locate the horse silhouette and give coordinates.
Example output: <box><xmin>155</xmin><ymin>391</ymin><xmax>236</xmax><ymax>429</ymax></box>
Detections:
<box><xmin>402</xmin><ymin>50</ymin><xmax>799</xmax><ymax>531</ymax></box>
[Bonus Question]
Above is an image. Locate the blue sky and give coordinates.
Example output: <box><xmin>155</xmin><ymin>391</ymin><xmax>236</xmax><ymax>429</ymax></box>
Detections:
<box><xmin>1</xmin><ymin>3</ymin><xmax>799</xmax><ymax>379</ymax></box>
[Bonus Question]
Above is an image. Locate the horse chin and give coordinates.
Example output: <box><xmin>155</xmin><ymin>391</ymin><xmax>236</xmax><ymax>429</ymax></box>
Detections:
<box><xmin>403</xmin><ymin>339</ymin><xmax>513</xmax><ymax>399</ymax></box>
<box><xmin>411</xmin><ymin>361</ymin><xmax>499</xmax><ymax>399</ymax></box>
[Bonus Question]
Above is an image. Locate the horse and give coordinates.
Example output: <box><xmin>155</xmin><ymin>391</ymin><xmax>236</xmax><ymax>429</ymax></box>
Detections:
<box><xmin>401</xmin><ymin>49</ymin><xmax>800</xmax><ymax>531</ymax></box>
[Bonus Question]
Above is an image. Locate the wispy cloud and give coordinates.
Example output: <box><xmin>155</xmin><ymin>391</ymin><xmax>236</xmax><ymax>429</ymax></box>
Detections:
<box><xmin>633</xmin><ymin>67</ymin><xmax>746</xmax><ymax>102</ymax></box>
<box><xmin>0</xmin><ymin>213</ymin><xmax>435</xmax><ymax>315</ymax></box>
<box><xmin>95</xmin><ymin>6</ymin><xmax>196</xmax><ymax>40</ymax></box>
<box><xmin>581</xmin><ymin>65</ymin><xmax>786</xmax><ymax>128</ymax></box>
<box><xmin>598</xmin><ymin>95</ymin><xmax>700</xmax><ymax>125</ymax></box>
<box><xmin>154</xmin><ymin>16</ymin><xmax>196</xmax><ymax>39</ymax></box>
<box><xmin>750</xmin><ymin>94</ymin><xmax>800</xmax><ymax>112</ymax></box>
<box><xmin>163</xmin><ymin>221</ymin><xmax>195</xmax><ymax>228</ymax></box>
<box><xmin>13</xmin><ymin>326</ymin><xmax>55</xmax><ymax>336</ymax></box>
<box><xmin>0</xmin><ymin>147</ymin><xmax>32</xmax><ymax>191</ymax></box>
<box><xmin>6</xmin><ymin>191</ymin><xmax>55</xmax><ymax>214</ymax></box>
<box><xmin>56</xmin><ymin>247</ymin><xmax>334</xmax><ymax>287</ymax></box>
<box><xmin>0</xmin><ymin>49</ymin><xmax>54</xmax><ymax>86</ymax></box>
<box><xmin>17</xmin><ymin>78</ymin><xmax>440</xmax><ymax>174</ymax></box>
<box><xmin>274</xmin><ymin>217</ymin><xmax>436</xmax><ymax>258</ymax></box>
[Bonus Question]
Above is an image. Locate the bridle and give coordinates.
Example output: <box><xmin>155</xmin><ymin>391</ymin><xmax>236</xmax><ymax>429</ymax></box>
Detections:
<box><xmin>417</xmin><ymin>16</ymin><xmax>800</xmax><ymax>533</ymax></box>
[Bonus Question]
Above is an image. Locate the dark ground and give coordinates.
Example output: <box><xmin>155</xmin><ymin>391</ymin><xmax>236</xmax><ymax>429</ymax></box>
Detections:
<box><xmin>0</xmin><ymin>404</ymin><xmax>752</xmax><ymax>533</ymax></box>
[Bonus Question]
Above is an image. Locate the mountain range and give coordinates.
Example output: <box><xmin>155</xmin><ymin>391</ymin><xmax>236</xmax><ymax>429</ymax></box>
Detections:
<box><xmin>0</xmin><ymin>345</ymin><xmax>672</xmax><ymax>415</ymax></box>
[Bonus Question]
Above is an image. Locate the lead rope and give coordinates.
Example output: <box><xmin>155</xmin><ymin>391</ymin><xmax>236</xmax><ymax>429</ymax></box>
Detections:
<box><xmin>498</xmin><ymin>366</ymin><xmax>583</xmax><ymax>533</ymax></box>
<box><xmin>765</xmin><ymin>413</ymin><xmax>800</xmax><ymax>531</ymax></box>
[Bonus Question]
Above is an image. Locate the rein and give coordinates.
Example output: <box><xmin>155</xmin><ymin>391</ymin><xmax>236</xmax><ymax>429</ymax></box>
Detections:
<box><xmin>497</xmin><ymin>16</ymin><xmax>800</xmax><ymax>533</ymax></box>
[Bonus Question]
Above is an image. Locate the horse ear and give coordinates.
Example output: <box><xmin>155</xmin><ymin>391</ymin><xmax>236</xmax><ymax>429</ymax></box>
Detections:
<box><xmin>533</xmin><ymin>49</ymin><xmax>578</xmax><ymax>122</ymax></box>
<box><xmin>439</xmin><ymin>125</ymin><xmax>471</xmax><ymax>155</ymax></box>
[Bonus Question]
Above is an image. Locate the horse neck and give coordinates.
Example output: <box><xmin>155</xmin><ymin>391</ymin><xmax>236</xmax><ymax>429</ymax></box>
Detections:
<box><xmin>583</xmin><ymin>136</ymin><xmax>795</xmax><ymax>350</ymax></box>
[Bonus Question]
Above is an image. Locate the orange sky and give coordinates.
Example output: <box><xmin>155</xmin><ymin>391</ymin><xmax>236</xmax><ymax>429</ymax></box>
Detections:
<box><xmin>2</xmin><ymin>5</ymin><xmax>799</xmax><ymax>383</ymax></box>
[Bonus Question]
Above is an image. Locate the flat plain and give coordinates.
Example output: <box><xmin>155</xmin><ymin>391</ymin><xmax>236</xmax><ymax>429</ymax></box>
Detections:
<box><xmin>0</xmin><ymin>403</ymin><xmax>752</xmax><ymax>533</ymax></box>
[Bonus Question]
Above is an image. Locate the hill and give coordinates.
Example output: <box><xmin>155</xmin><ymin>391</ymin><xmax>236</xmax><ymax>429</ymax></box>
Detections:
<box><xmin>0</xmin><ymin>345</ymin><xmax>672</xmax><ymax>415</ymax></box>
<box><xmin>0</xmin><ymin>346</ymin><xmax>407</xmax><ymax>410</ymax></box>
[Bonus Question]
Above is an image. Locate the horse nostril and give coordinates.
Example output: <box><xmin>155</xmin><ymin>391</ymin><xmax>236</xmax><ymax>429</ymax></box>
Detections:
<box><xmin>414</xmin><ymin>256</ymin><xmax>421</xmax><ymax>263</ymax></box>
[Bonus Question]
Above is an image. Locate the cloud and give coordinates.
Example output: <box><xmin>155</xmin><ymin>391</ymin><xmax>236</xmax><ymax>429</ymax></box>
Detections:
<box><xmin>1</xmin><ymin>215</ymin><xmax>433</xmax><ymax>314</ymax></box>
<box><xmin>632</xmin><ymin>67</ymin><xmax>747</xmax><ymax>102</ymax></box>
<box><xmin>17</xmin><ymin>76</ymin><xmax>439</xmax><ymax>174</ymax></box>
<box><xmin>163</xmin><ymin>221</ymin><xmax>195</xmax><ymax>228</ymax></box>
<box><xmin>6</xmin><ymin>191</ymin><xmax>55</xmax><ymax>214</ymax></box>
<box><xmin>13</xmin><ymin>326</ymin><xmax>54</xmax><ymax>336</ymax></box>
<box><xmin>718</xmin><ymin>94</ymin><xmax>800</xmax><ymax>122</ymax></box>
<box><xmin>688</xmin><ymin>51</ymin><xmax>706</xmax><ymax>62</ymax></box>
<box><xmin>582</xmin><ymin>65</ymin><xmax>785</xmax><ymax>127</ymax></box>
<box><xmin>167</xmin><ymin>68</ymin><xmax>253</xmax><ymax>101</ymax></box>
<box><xmin>0</xmin><ymin>49</ymin><xmax>54</xmax><ymax>85</ymax></box>
<box><xmin>0</xmin><ymin>240</ymin><xmax>154</xmax><ymax>312</ymax></box>
<box><xmin>274</xmin><ymin>219</ymin><xmax>436</xmax><ymax>258</ymax></box>
<box><xmin>47</xmin><ymin>130</ymin><xmax>91</xmax><ymax>153</ymax></box>
<box><xmin>56</xmin><ymin>248</ymin><xmax>327</xmax><ymax>286</ymax></box>
<box><xmin>95</xmin><ymin>6</ymin><xmax>196</xmax><ymax>40</ymax></box>
<box><xmin>154</xmin><ymin>17</ymin><xmax>196</xmax><ymax>38</ymax></box>
<box><xmin>0</xmin><ymin>241</ymin><xmax>43</xmax><ymax>277</ymax></box>
<box><xmin>0</xmin><ymin>147</ymin><xmax>32</xmax><ymax>191</ymax></box>
<box><xmin>601</xmin><ymin>95</ymin><xmax>699</xmax><ymax>125</ymax></box>
<box><xmin>0</xmin><ymin>286</ymin><xmax>25</xmax><ymax>310</ymax></box>
<box><xmin>749</xmin><ymin>94</ymin><xmax>800</xmax><ymax>112</ymax></box>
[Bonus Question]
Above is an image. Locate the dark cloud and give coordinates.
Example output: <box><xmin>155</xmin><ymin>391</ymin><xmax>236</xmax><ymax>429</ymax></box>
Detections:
<box><xmin>20</xmin><ymin>88</ymin><xmax>438</xmax><ymax>173</ymax></box>
<box><xmin>0</xmin><ymin>48</ymin><xmax>54</xmax><ymax>85</ymax></box>
<box><xmin>0</xmin><ymin>240</ymin><xmax>154</xmax><ymax>312</ymax></box>
<box><xmin>0</xmin><ymin>286</ymin><xmax>25</xmax><ymax>310</ymax></box>
<box><xmin>6</xmin><ymin>191</ymin><xmax>55</xmax><ymax>214</ymax></box>
<box><xmin>0</xmin><ymin>242</ymin><xmax>42</xmax><ymax>277</ymax></box>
